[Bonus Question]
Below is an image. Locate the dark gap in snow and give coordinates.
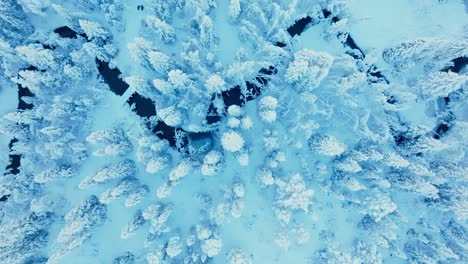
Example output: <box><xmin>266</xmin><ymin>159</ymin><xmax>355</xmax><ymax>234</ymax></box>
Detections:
<box><xmin>341</xmin><ymin>35</ymin><xmax>389</xmax><ymax>84</ymax></box>
<box><xmin>25</xmin><ymin>65</ymin><xmax>39</xmax><ymax>72</ymax></box>
<box><xmin>432</xmin><ymin>109</ymin><xmax>455</xmax><ymax>140</ymax></box>
<box><xmin>222</xmin><ymin>85</ymin><xmax>245</xmax><ymax>108</ymax></box>
<box><xmin>344</xmin><ymin>35</ymin><xmax>365</xmax><ymax>59</ymax></box>
<box><xmin>287</xmin><ymin>16</ymin><xmax>313</xmax><ymax>37</ymax></box>
<box><xmin>42</xmin><ymin>44</ymin><xmax>55</xmax><ymax>50</ymax></box>
<box><xmin>18</xmin><ymin>84</ymin><xmax>34</xmax><ymax>110</ymax></box>
<box><xmin>255</xmin><ymin>76</ymin><xmax>268</xmax><ymax>86</ymax></box>
<box><xmin>188</xmin><ymin>132</ymin><xmax>213</xmax><ymax>151</ymax></box>
<box><xmin>386</xmin><ymin>96</ymin><xmax>396</xmax><ymax>105</ymax></box>
<box><xmin>206</xmin><ymin>100</ymin><xmax>222</xmax><ymax>125</ymax></box>
<box><xmin>152</xmin><ymin>121</ymin><xmax>188</xmax><ymax>149</ymax></box>
<box><xmin>367</xmin><ymin>65</ymin><xmax>389</xmax><ymax>84</ymax></box>
<box><xmin>6</xmin><ymin>65</ymin><xmax>38</xmax><ymax>175</ymax></box>
<box><xmin>331</xmin><ymin>17</ymin><xmax>340</xmax><ymax>23</ymax></box>
<box><xmin>53</xmin><ymin>26</ymin><xmax>79</xmax><ymax>39</ymax></box>
<box><xmin>33</xmin><ymin>41</ymin><xmax>55</xmax><ymax>50</ymax></box>
<box><xmin>137</xmin><ymin>5</ymin><xmax>144</xmax><ymax>11</ymax></box>
<box><xmin>246</xmin><ymin>82</ymin><xmax>261</xmax><ymax>101</ymax></box>
<box><xmin>431</xmin><ymin>57</ymin><xmax>464</xmax><ymax>140</ymax></box>
<box><xmin>441</xmin><ymin>57</ymin><xmax>468</xmax><ymax>73</ymax></box>
<box><xmin>205</xmin><ymin>66</ymin><xmax>277</xmax><ymax>124</ymax></box>
<box><xmin>188</xmin><ymin>131</ymin><xmax>212</xmax><ymax>141</ymax></box>
<box><xmin>5</xmin><ymin>138</ymin><xmax>20</xmax><ymax>175</ymax></box>
<box><xmin>93</xmin><ymin>59</ymin><xmax>187</xmax><ymax>150</ymax></box>
<box><xmin>274</xmin><ymin>42</ymin><xmax>286</xmax><ymax>47</ymax></box>
<box><xmin>291</xmin><ymin>11</ymin><xmax>390</xmax><ymax>85</ymax></box>
<box><xmin>322</xmin><ymin>9</ymin><xmax>340</xmax><ymax>23</ymax></box>
<box><xmin>433</xmin><ymin>123</ymin><xmax>450</xmax><ymax>139</ymax></box>
<box><xmin>393</xmin><ymin>134</ymin><xmax>409</xmax><ymax>147</ymax></box>
<box><xmin>96</xmin><ymin>59</ymin><xmax>129</xmax><ymax>96</ymax></box>
<box><xmin>246</xmin><ymin>66</ymin><xmax>277</xmax><ymax>100</ymax></box>
<box><xmin>259</xmin><ymin>66</ymin><xmax>278</xmax><ymax>76</ymax></box>
<box><xmin>392</xmin><ymin>130</ymin><xmax>413</xmax><ymax>147</ymax></box>
<box><xmin>0</xmin><ymin>194</ymin><xmax>10</xmax><ymax>202</ymax></box>
<box><xmin>127</xmin><ymin>93</ymin><xmax>156</xmax><ymax>117</ymax></box>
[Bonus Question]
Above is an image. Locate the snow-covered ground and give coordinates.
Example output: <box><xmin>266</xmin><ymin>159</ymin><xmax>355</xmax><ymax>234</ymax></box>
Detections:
<box><xmin>0</xmin><ymin>1</ymin><xmax>467</xmax><ymax>264</ymax></box>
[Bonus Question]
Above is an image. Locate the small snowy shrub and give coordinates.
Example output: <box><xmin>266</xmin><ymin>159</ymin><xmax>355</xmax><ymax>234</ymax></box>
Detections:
<box><xmin>360</xmin><ymin>193</ymin><xmax>397</xmax><ymax>222</ymax></box>
<box><xmin>145</xmin><ymin>15</ymin><xmax>176</xmax><ymax>43</ymax></box>
<box><xmin>227</xmin><ymin>248</ymin><xmax>252</xmax><ymax>264</ymax></box>
<box><xmin>146</xmin><ymin>156</ymin><xmax>170</xmax><ymax>174</ymax></box>
<box><xmin>165</xmin><ymin>236</ymin><xmax>183</xmax><ymax>258</ymax></box>
<box><xmin>78</xmin><ymin>19</ymin><xmax>109</xmax><ymax>41</ymax></box>
<box><xmin>309</xmin><ymin>134</ymin><xmax>346</xmax><ymax>157</ymax></box>
<box><xmin>201</xmin><ymin>150</ymin><xmax>224</xmax><ymax>176</ymax></box>
<box><xmin>100</xmin><ymin>178</ymin><xmax>139</xmax><ymax>204</ymax></box>
<box><xmin>258</xmin><ymin>96</ymin><xmax>278</xmax><ymax>123</ymax></box>
<box><xmin>205</xmin><ymin>74</ymin><xmax>227</xmax><ymax>94</ymax></box>
<box><xmin>158</xmin><ymin>105</ymin><xmax>183</xmax><ymax>127</ymax></box>
<box><xmin>227</xmin><ymin>105</ymin><xmax>243</xmax><ymax>117</ymax></box>
<box><xmin>274</xmin><ymin>174</ymin><xmax>314</xmax><ymax>223</ymax></box>
<box><xmin>168</xmin><ymin>159</ymin><xmax>192</xmax><ymax>182</ymax></box>
<box><xmin>201</xmin><ymin>237</ymin><xmax>223</xmax><ymax>257</ymax></box>
<box><xmin>285</xmin><ymin>49</ymin><xmax>334</xmax><ymax>90</ymax></box>
<box><xmin>80</xmin><ymin>159</ymin><xmax>136</xmax><ymax>188</ymax></box>
<box><xmin>34</xmin><ymin>166</ymin><xmax>75</xmax><ymax>183</ymax></box>
<box><xmin>221</xmin><ymin>130</ymin><xmax>244</xmax><ymax>152</ymax></box>
<box><xmin>121</xmin><ymin>210</ymin><xmax>146</xmax><ymax>239</ymax></box>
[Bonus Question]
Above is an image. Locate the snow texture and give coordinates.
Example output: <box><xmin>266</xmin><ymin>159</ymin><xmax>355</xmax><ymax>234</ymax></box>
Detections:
<box><xmin>0</xmin><ymin>0</ymin><xmax>467</xmax><ymax>263</ymax></box>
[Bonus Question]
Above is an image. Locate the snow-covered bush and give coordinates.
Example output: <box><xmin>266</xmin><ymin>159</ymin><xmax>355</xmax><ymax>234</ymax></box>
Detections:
<box><xmin>50</xmin><ymin>196</ymin><xmax>106</xmax><ymax>263</ymax></box>
<box><xmin>142</xmin><ymin>203</ymin><xmax>173</xmax><ymax>244</ymax></box>
<box><xmin>121</xmin><ymin>210</ymin><xmax>146</xmax><ymax>239</ymax></box>
<box><xmin>258</xmin><ymin>96</ymin><xmax>278</xmax><ymax>123</ymax></box>
<box><xmin>146</xmin><ymin>15</ymin><xmax>176</xmax><ymax>44</ymax></box>
<box><xmin>165</xmin><ymin>235</ymin><xmax>183</xmax><ymax>258</ymax></box>
<box><xmin>309</xmin><ymin>134</ymin><xmax>346</xmax><ymax>157</ymax></box>
<box><xmin>113</xmin><ymin>252</ymin><xmax>135</xmax><ymax>264</ymax></box>
<box><xmin>158</xmin><ymin>105</ymin><xmax>183</xmax><ymax>127</ymax></box>
<box><xmin>100</xmin><ymin>177</ymin><xmax>140</xmax><ymax>204</ymax></box>
<box><xmin>0</xmin><ymin>212</ymin><xmax>52</xmax><ymax>264</ymax></box>
<box><xmin>78</xmin><ymin>19</ymin><xmax>109</xmax><ymax>41</ymax></box>
<box><xmin>382</xmin><ymin>38</ymin><xmax>466</xmax><ymax>71</ymax></box>
<box><xmin>417</xmin><ymin>71</ymin><xmax>467</xmax><ymax>100</ymax></box>
<box><xmin>227</xmin><ymin>248</ymin><xmax>252</xmax><ymax>264</ymax></box>
<box><xmin>125</xmin><ymin>75</ymin><xmax>154</xmax><ymax>99</ymax></box>
<box><xmin>221</xmin><ymin>130</ymin><xmax>245</xmax><ymax>152</ymax></box>
<box><xmin>285</xmin><ymin>49</ymin><xmax>334</xmax><ymax>91</ymax></box>
<box><xmin>146</xmin><ymin>156</ymin><xmax>170</xmax><ymax>174</ymax></box>
<box><xmin>125</xmin><ymin>185</ymin><xmax>150</xmax><ymax>207</ymax></box>
<box><xmin>205</xmin><ymin>74</ymin><xmax>227</xmax><ymax>95</ymax></box>
<box><xmin>86</xmin><ymin>128</ymin><xmax>132</xmax><ymax>156</ymax></box>
<box><xmin>360</xmin><ymin>193</ymin><xmax>397</xmax><ymax>222</ymax></box>
<box><xmin>201</xmin><ymin>237</ymin><xmax>223</xmax><ymax>257</ymax></box>
<box><xmin>79</xmin><ymin>159</ymin><xmax>136</xmax><ymax>188</ymax></box>
<box><xmin>34</xmin><ymin>166</ymin><xmax>75</xmax><ymax>183</ymax></box>
<box><xmin>168</xmin><ymin>159</ymin><xmax>192</xmax><ymax>182</ymax></box>
<box><xmin>274</xmin><ymin>174</ymin><xmax>314</xmax><ymax>224</ymax></box>
<box><xmin>16</xmin><ymin>44</ymin><xmax>56</xmax><ymax>70</ymax></box>
<box><xmin>201</xmin><ymin>150</ymin><xmax>224</xmax><ymax>176</ymax></box>
<box><xmin>148</xmin><ymin>50</ymin><xmax>172</xmax><ymax>73</ymax></box>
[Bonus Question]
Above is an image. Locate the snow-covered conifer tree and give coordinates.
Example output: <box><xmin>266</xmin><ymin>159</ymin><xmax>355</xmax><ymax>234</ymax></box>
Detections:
<box><xmin>146</xmin><ymin>15</ymin><xmax>176</xmax><ymax>44</ymax></box>
<box><xmin>285</xmin><ymin>49</ymin><xmax>334</xmax><ymax>91</ymax></box>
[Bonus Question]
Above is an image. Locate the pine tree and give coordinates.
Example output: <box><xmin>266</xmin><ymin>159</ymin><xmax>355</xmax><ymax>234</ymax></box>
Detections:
<box><xmin>285</xmin><ymin>49</ymin><xmax>334</xmax><ymax>91</ymax></box>
<box><xmin>146</xmin><ymin>15</ymin><xmax>176</xmax><ymax>44</ymax></box>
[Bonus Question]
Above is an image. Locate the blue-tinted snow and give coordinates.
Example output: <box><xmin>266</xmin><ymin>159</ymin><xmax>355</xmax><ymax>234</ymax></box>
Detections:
<box><xmin>0</xmin><ymin>1</ymin><xmax>467</xmax><ymax>264</ymax></box>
